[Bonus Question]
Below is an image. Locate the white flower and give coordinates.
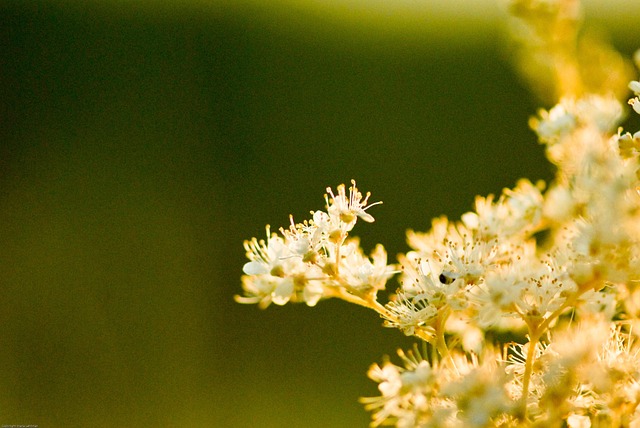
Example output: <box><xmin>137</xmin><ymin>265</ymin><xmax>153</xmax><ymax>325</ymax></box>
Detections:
<box><xmin>280</xmin><ymin>215</ymin><xmax>327</xmax><ymax>264</ymax></box>
<box><xmin>531</xmin><ymin>100</ymin><xmax>577</xmax><ymax>143</ymax></box>
<box><xmin>441</xmin><ymin>361</ymin><xmax>515</xmax><ymax>428</ymax></box>
<box><xmin>542</xmin><ymin>184</ymin><xmax>575</xmax><ymax>223</ymax></box>
<box><xmin>532</xmin><ymin>96</ymin><xmax>624</xmax><ymax>144</ymax></box>
<box><xmin>325</xmin><ymin>180</ymin><xmax>381</xmax><ymax>230</ymax></box>
<box><xmin>474</xmin><ymin>267</ymin><xmax>526</xmax><ymax>327</ymax></box>
<box><xmin>308</xmin><ymin>209</ymin><xmax>341</xmax><ymax>242</ymax></box>
<box><xmin>337</xmin><ymin>241</ymin><xmax>396</xmax><ymax>295</ymax></box>
<box><xmin>406</xmin><ymin>221</ymin><xmax>499</xmax><ymax>287</ymax></box>
<box><xmin>441</xmin><ymin>236</ymin><xmax>495</xmax><ymax>284</ymax></box>
<box><xmin>616</xmin><ymin>129</ymin><xmax>640</xmax><ymax>158</ymax></box>
<box><xmin>463</xmin><ymin>179</ymin><xmax>545</xmax><ymax>240</ymax></box>
<box><xmin>362</xmin><ymin>348</ymin><xmax>456</xmax><ymax>428</ymax></box>
<box><xmin>445</xmin><ymin>314</ymin><xmax>485</xmax><ymax>353</ymax></box>
<box><xmin>516</xmin><ymin>259</ymin><xmax>578</xmax><ymax>322</ymax></box>
<box><xmin>241</xmin><ymin>226</ymin><xmax>290</xmax><ymax>277</ymax></box>
<box><xmin>578</xmin><ymin>288</ymin><xmax>617</xmax><ymax>320</ymax></box>
<box><xmin>575</xmin><ymin>95</ymin><xmax>624</xmax><ymax>133</ymax></box>
<box><xmin>384</xmin><ymin>289</ymin><xmax>438</xmax><ymax>337</ymax></box>
<box><xmin>238</xmin><ymin>226</ymin><xmax>327</xmax><ymax>307</ymax></box>
<box><xmin>407</xmin><ymin>216</ymin><xmax>451</xmax><ymax>255</ymax></box>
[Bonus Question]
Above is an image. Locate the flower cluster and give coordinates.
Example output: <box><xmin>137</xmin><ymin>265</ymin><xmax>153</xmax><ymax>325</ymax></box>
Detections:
<box><xmin>237</xmin><ymin>180</ymin><xmax>395</xmax><ymax>309</ymax></box>
<box><xmin>237</xmin><ymin>0</ymin><xmax>640</xmax><ymax>426</ymax></box>
<box><xmin>361</xmin><ymin>347</ymin><xmax>516</xmax><ymax>428</ymax></box>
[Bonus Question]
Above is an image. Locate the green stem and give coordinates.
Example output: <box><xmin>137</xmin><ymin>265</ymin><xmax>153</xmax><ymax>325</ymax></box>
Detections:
<box><xmin>518</xmin><ymin>278</ymin><xmax>602</xmax><ymax>418</ymax></box>
<box><xmin>324</xmin><ymin>286</ymin><xmax>396</xmax><ymax>322</ymax></box>
<box><xmin>325</xmin><ymin>286</ymin><xmax>371</xmax><ymax>308</ymax></box>
<box><xmin>520</xmin><ymin>329</ymin><xmax>540</xmax><ymax>420</ymax></box>
<box><xmin>433</xmin><ymin>308</ymin><xmax>458</xmax><ymax>373</ymax></box>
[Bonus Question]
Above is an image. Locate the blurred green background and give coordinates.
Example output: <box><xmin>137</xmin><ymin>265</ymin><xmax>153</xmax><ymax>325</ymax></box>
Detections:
<box><xmin>1</xmin><ymin>1</ymin><xmax>639</xmax><ymax>426</ymax></box>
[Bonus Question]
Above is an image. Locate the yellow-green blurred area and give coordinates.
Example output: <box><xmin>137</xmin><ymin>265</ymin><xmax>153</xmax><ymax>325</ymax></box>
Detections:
<box><xmin>1</xmin><ymin>0</ymin><xmax>639</xmax><ymax>426</ymax></box>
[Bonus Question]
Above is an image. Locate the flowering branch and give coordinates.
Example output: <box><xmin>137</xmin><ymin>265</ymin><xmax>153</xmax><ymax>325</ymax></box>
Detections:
<box><xmin>237</xmin><ymin>0</ymin><xmax>640</xmax><ymax>426</ymax></box>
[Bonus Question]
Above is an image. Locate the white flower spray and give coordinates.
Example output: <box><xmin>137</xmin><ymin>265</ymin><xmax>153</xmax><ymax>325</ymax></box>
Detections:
<box><xmin>237</xmin><ymin>0</ymin><xmax>640</xmax><ymax>426</ymax></box>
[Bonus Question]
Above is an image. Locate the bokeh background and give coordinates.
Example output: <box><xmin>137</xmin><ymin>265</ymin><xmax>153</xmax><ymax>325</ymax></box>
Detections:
<box><xmin>2</xmin><ymin>0</ymin><xmax>640</xmax><ymax>426</ymax></box>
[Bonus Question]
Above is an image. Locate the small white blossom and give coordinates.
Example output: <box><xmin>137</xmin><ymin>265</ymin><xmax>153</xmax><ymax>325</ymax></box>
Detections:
<box><xmin>361</xmin><ymin>348</ymin><xmax>458</xmax><ymax>428</ymax></box>
<box><xmin>325</xmin><ymin>180</ymin><xmax>381</xmax><ymax>231</ymax></box>
<box><xmin>462</xmin><ymin>179</ymin><xmax>543</xmax><ymax>239</ymax></box>
<box><xmin>338</xmin><ymin>241</ymin><xmax>396</xmax><ymax>295</ymax></box>
<box><xmin>575</xmin><ymin>95</ymin><xmax>625</xmax><ymax>133</ymax></box>
<box><xmin>441</xmin><ymin>360</ymin><xmax>516</xmax><ymax>428</ymax></box>
<box><xmin>532</xmin><ymin>96</ymin><xmax>624</xmax><ymax>144</ymax></box>
<box><xmin>241</xmin><ymin>226</ymin><xmax>288</xmax><ymax>276</ymax></box>
<box><xmin>531</xmin><ymin>100</ymin><xmax>577</xmax><ymax>143</ymax></box>
<box><xmin>390</xmin><ymin>258</ymin><xmax>468</xmax><ymax>332</ymax></box>
<box><xmin>384</xmin><ymin>290</ymin><xmax>438</xmax><ymax>338</ymax></box>
<box><xmin>515</xmin><ymin>259</ymin><xmax>578</xmax><ymax>323</ymax></box>
<box><xmin>578</xmin><ymin>288</ymin><xmax>617</xmax><ymax>320</ymax></box>
<box><xmin>542</xmin><ymin>184</ymin><xmax>575</xmax><ymax>223</ymax></box>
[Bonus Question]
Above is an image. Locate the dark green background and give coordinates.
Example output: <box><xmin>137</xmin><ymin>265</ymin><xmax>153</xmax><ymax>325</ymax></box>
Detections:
<box><xmin>1</xmin><ymin>1</ymin><xmax>638</xmax><ymax>426</ymax></box>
